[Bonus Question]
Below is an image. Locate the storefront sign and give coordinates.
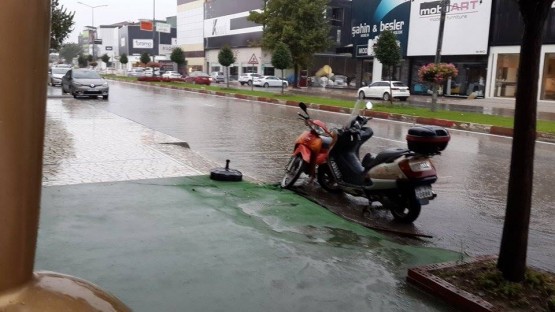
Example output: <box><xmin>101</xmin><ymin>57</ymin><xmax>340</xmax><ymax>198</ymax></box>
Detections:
<box><xmin>351</xmin><ymin>0</ymin><xmax>411</xmax><ymax>58</ymax></box>
<box><xmin>133</xmin><ymin>39</ymin><xmax>153</xmax><ymax>49</ymax></box>
<box><xmin>407</xmin><ymin>0</ymin><xmax>492</xmax><ymax>56</ymax></box>
<box><xmin>156</xmin><ymin>22</ymin><xmax>171</xmax><ymax>33</ymax></box>
<box><xmin>159</xmin><ymin>44</ymin><xmax>177</xmax><ymax>55</ymax></box>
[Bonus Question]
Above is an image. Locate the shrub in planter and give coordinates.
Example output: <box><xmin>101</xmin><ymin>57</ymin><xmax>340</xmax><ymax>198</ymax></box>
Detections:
<box><xmin>418</xmin><ymin>63</ymin><xmax>458</xmax><ymax>84</ymax></box>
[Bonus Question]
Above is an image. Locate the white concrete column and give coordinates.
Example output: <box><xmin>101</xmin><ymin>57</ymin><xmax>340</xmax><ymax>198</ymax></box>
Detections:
<box><xmin>372</xmin><ymin>58</ymin><xmax>383</xmax><ymax>83</ymax></box>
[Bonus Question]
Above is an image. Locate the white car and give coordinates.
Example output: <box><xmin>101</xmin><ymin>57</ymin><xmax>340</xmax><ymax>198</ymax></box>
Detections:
<box><xmin>210</xmin><ymin>71</ymin><xmax>225</xmax><ymax>83</ymax></box>
<box><xmin>357</xmin><ymin>81</ymin><xmax>410</xmax><ymax>101</ymax></box>
<box><xmin>253</xmin><ymin>76</ymin><xmax>288</xmax><ymax>88</ymax></box>
<box><xmin>162</xmin><ymin>71</ymin><xmax>182</xmax><ymax>78</ymax></box>
<box><xmin>238</xmin><ymin>73</ymin><xmax>263</xmax><ymax>85</ymax></box>
<box><xmin>128</xmin><ymin>68</ymin><xmax>145</xmax><ymax>77</ymax></box>
<box><xmin>49</xmin><ymin>66</ymin><xmax>71</xmax><ymax>86</ymax></box>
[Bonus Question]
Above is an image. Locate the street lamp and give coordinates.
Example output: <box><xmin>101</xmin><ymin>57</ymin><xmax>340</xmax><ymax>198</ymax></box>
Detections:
<box><xmin>77</xmin><ymin>1</ymin><xmax>108</xmax><ymax>61</ymax></box>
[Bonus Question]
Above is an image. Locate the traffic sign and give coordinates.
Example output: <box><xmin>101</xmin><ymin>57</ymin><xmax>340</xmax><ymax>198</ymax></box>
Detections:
<box><xmin>248</xmin><ymin>53</ymin><xmax>259</xmax><ymax>65</ymax></box>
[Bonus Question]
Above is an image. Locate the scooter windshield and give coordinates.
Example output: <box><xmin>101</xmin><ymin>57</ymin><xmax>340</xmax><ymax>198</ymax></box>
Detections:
<box><xmin>346</xmin><ymin>99</ymin><xmax>365</xmax><ymax>127</ymax></box>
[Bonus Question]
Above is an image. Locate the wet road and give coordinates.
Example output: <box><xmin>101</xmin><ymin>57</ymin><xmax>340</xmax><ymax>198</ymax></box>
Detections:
<box><xmin>60</xmin><ymin>81</ymin><xmax>555</xmax><ymax>272</ymax></box>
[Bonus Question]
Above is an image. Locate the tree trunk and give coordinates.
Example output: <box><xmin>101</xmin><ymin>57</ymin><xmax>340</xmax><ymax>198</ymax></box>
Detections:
<box><xmin>497</xmin><ymin>0</ymin><xmax>551</xmax><ymax>282</ymax></box>
<box><xmin>389</xmin><ymin>66</ymin><xmax>393</xmax><ymax>105</ymax></box>
<box><xmin>226</xmin><ymin>66</ymin><xmax>230</xmax><ymax>89</ymax></box>
<box><xmin>294</xmin><ymin>63</ymin><xmax>299</xmax><ymax>88</ymax></box>
<box><xmin>281</xmin><ymin>69</ymin><xmax>284</xmax><ymax>95</ymax></box>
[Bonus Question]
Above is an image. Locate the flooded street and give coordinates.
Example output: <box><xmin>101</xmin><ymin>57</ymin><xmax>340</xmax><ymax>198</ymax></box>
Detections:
<box><xmin>58</xmin><ymin>81</ymin><xmax>555</xmax><ymax>272</ymax></box>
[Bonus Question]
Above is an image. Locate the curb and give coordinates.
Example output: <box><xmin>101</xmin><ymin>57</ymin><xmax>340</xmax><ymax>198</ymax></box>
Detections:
<box><xmin>406</xmin><ymin>255</ymin><xmax>502</xmax><ymax>312</ymax></box>
<box><xmin>106</xmin><ymin>78</ymin><xmax>555</xmax><ymax>143</ymax></box>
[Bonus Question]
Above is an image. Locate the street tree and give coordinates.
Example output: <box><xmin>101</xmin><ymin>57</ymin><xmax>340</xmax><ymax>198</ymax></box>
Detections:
<box><xmin>77</xmin><ymin>54</ymin><xmax>87</xmax><ymax>68</ymax></box>
<box><xmin>50</xmin><ymin>0</ymin><xmax>75</xmax><ymax>51</ymax></box>
<box><xmin>101</xmin><ymin>54</ymin><xmax>110</xmax><ymax>67</ymax></box>
<box><xmin>58</xmin><ymin>43</ymin><xmax>81</xmax><ymax>64</ymax></box>
<box><xmin>120</xmin><ymin>53</ymin><xmax>129</xmax><ymax>73</ymax></box>
<box><xmin>170</xmin><ymin>47</ymin><xmax>187</xmax><ymax>75</ymax></box>
<box><xmin>271</xmin><ymin>42</ymin><xmax>292</xmax><ymax>95</ymax></box>
<box><xmin>87</xmin><ymin>54</ymin><xmax>93</xmax><ymax>63</ymax></box>
<box><xmin>140</xmin><ymin>52</ymin><xmax>151</xmax><ymax>66</ymax></box>
<box><xmin>373</xmin><ymin>30</ymin><xmax>401</xmax><ymax>104</ymax></box>
<box><xmin>497</xmin><ymin>0</ymin><xmax>554</xmax><ymax>282</ymax></box>
<box><xmin>248</xmin><ymin>0</ymin><xmax>331</xmax><ymax>87</ymax></box>
<box><xmin>218</xmin><ymin>45</ymin><xmax>236</xmax><ymax>88</ymax></box>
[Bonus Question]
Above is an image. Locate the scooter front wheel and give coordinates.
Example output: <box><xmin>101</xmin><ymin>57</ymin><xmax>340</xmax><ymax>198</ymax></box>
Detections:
<box><xmin>281</xmin><ymin>155</ymin><xmax>305</xmax><ymax>189</ymax></box>
<box><xmin>388</xmin><ymin>190</ymin><xmax>421</xmax><ymax>223</ymax></box>
<box><xmin>317</xmin><ymin>164</ymin><xmax>343</xmax><ymax>194</ymax></box>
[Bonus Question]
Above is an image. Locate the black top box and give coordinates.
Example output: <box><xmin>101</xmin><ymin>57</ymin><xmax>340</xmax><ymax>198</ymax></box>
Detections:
<box><xmin>406</xmin><ymin>126</ymin><xmax>450</xmax><ymax>155</ymax></box>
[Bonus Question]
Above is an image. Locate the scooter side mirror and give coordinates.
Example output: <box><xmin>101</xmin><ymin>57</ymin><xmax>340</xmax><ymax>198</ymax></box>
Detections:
<box><xmin>299</xmin><ymin>102</ymin><xmax>308</xmax><ymax>114</ymax></box>
<box><xmin>365</xmin><ymin>102</ymin><xmax>373</xmax><ymax>110</ymax></box>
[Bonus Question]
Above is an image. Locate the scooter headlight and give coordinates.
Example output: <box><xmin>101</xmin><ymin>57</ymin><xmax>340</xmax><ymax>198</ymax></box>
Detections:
<box><xmin>312</xmin><ymin>124</ymin><xmax>326</xmax><ymax>136</ymax></box>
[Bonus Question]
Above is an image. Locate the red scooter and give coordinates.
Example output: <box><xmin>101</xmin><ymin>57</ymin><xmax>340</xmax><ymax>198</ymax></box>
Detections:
<box><xmin>281</xmin><ymin>102</ymin><xmax>332</xmax><ymax>188</ymax></box>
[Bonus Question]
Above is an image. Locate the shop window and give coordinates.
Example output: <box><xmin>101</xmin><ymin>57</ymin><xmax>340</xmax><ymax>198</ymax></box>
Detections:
<box><xmin>541</xmin><ymin>53</ymin><xmax>555</xmax><ymax>100</ymax></box>
<box><xmin>410</xmin><ymin>61</ymin><xmax>486</xmax><ymax>97</ymax></box>
<box><xmin>242</xmin><ymin>66</ymin><xmax>258</xmax><ymax>74</ymax></box>
<box><xmin>329</xmin><ymin>7</ymin><xmax>344</xmax><ymax>27</ymax></box>
<box><xmin>495</xmin><ymin>53</ymin><xmax>519</xmax><ymax>97</ymax></box>
<box><xmin>263</xmin><ymin>67</ymin><xmax>275</xmax><ymax>76</ymax></box>
<box><xmin>229</xmin><ymin>66</ymin><xmax>238</xmax><ymax>81</ymax></box>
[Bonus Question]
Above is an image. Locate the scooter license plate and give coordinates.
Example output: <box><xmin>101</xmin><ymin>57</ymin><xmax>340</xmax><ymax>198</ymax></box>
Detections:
<box><xmin>415</xmin><ymin>185</ymin><xmax>433</xmax><ymax>199</ymax></box>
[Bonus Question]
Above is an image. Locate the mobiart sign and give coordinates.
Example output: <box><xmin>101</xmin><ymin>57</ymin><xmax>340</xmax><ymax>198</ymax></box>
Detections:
<box><xmin>407</xmin><ymin>0</ymin><xmax>492</xmax><ymax>56</ymax></box>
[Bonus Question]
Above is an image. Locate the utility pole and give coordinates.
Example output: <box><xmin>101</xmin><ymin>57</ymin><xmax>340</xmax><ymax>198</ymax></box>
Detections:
<box><xmin>77</xmin><ymin>1</ymin><xmax>108</xmax><ymax>61</ymax></box>
<box><xmin>431</xmin><ymin>0</ymin><xmax>449</xmax><ymax>111</ymax></box>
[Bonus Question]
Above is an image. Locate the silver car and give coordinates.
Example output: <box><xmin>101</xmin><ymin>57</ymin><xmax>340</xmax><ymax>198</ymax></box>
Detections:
<box><xmin>61</xmin><ymin>69</ymin><xmax>109</xmax><ymax>99</ymax></box>
<box><xmin>49</xmin><ymin>66</ymin><xmax>71</xmax><ymax>86</ymax></box>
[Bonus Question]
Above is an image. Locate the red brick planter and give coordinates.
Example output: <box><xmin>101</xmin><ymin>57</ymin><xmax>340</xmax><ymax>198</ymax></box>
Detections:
<box><xmin>369</xmin><ymin>111</ymin><xmax>391</xmax><ymax>119</ymax></box>
<box><xmin>489</xmin><ymin>126</ymin><xmax>514</xmax><ymax>137</ymax></box>
<box><xmin>407</xmin><ymin>255</ymin><xmax>501</xmax><ymax>312</ymax></box>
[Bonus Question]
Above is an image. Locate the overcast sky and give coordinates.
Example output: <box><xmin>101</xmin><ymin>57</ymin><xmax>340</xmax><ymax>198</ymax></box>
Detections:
<box><xmin>59</xmin><ymin>0</ymin><xmax>177</xmax><ymax>43</ymax></box>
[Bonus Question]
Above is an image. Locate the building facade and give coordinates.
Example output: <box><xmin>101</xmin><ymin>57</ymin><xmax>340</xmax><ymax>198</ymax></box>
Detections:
<box><xmin>407</xmin><ymin>0</ymin><xmax>492</xmax><ymax>97</ymax></box>
<box><xmin>486</xmin><ymin>1</ymin><xmax>555</xmax><ymax>101</ymax></box>
<box><xmin>177</xmin><ymin>0</ymin><xmax>205</xmax><ymax>73</ymax></box>
<box><xmin>79</xmin><ymin>19</ymin><xmax>177</xmax><ymax>71</ymax></box>
<box><xmin>117</xmin><ymin>20</ymin><xmax>177</xmax><ymax>69</ymax></box>
<box><xmin>203</xmin><ymin>0</ymin><xmax>265</xmax><ymax>80</ymax></box>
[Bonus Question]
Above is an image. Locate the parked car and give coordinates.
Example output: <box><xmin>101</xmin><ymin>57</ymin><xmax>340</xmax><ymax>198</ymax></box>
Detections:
<box><xmin>253</xmin><ymin>76</ymin><xmax>289</xmax><ymax>88</ymax></box>
<box><xmin>238</xmin><ymin>73</ymin><xmax>263</xmax><ymax>85</ymax></box>
<box><xmin>49</xmin><ymin>66</ymin><xmax>71</xmax><ymax>86</ymax></box>
<box><xmin>184</xmin><ymin>71</ymin><xmax>212</xmax><ymax>85</ymax></box>
<box><xmin>162</xmin><ymin>71</ymin><xmax>182</xmax><ymax>78</ymax></box>
<box><xmin>61</xmin><ymin>68</ymin><xmax>109</xmax><ymax>99</ymax></box>
<box><xmin>357</xmin><ymin>81</ymin><xmax>410</xmax><ymax>101</ymax></box>
<box><xmin>128</xmin><ymin>68</ymin><xmax>145</xmax><ymax>77</ymax></box>
<box><xmin>210</xmin><ymin>71</ymin><xmax>225</xmax><ymax>83</ymax></box>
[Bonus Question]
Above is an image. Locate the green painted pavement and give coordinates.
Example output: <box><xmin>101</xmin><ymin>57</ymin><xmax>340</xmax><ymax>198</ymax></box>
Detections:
<box><xmin>37</xmin><ymin>176</ymin><xmax>459</xmax><ymax>311</ymax></box>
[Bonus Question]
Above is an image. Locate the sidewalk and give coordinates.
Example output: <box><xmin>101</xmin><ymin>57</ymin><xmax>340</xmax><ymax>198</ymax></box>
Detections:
<box><xmin>37</xmin><ymin>98</ymin><xmax>460</xmax><ymax>311</ymax></box>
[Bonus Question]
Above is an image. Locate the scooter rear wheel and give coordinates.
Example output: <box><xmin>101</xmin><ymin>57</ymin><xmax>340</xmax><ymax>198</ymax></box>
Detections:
<box><xmin>281</xmin><ymin>155</ymin><xmax>305</xmax><ymax>189</ymax></box>
<box><xmin>317</xmin><ymin>164</ymin><xmax>343</xmax><ymax>194</ymax></box>
<box><xmin>388</xmin><ymin>190</ymin><xmax>421</xmax><ymax>223</ymax></box>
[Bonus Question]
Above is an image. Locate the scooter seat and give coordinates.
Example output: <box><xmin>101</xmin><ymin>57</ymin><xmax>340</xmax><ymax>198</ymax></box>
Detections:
<box><xmin>363</xmin><ymin>148</ymin><xmax>410</xmax><ymax>170</ymax></box>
